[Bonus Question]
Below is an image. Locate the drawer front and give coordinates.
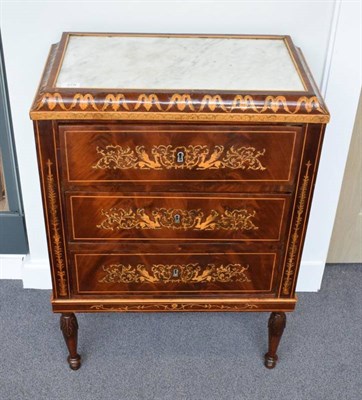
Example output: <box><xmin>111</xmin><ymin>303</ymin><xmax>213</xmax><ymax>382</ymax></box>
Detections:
<box><xmin>59</xmin><ymin>124</ymin><xmax>303</xmax><ymax>185</ymax></box>
<box><xmin>72</xmin><ymin>251</ymin><xmax>278</xmax><ymax>295</ymax></box>
<box><xmin>67</xmin><ymin>193</ymin><xmax>290</xmax><ymax>242</ymax></box>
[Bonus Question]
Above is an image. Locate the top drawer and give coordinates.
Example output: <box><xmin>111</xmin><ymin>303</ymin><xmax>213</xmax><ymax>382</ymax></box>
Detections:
<box><xmin>58</xmin><ymin>124</ymin><xmax>303</xmax><ymax>187</ymax></box>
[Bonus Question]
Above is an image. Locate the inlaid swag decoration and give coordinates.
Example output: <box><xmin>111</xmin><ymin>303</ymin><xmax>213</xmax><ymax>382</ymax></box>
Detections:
<box><xmin>92</xmin><ymin>144</ymin><xmax>266</xmax><ymax>171</ymax></box>
<box><xmin>97</xmin><ymin>207</ymin><xmax>259</xmax><ymax>231</ymax></box>
<box><xmin>31</xmin><ymin>93</ymin><xmax>330</xmax><ymax>122</ymax></box>
<box><xmin>99</xmin><ymin>263</ymin><xmax>251</xmax><ymax>284</ymax></box>
<box><xmin>34</xmin><ymin>93</ymin><xmax>326</xmax><ymax>116</ymax></box>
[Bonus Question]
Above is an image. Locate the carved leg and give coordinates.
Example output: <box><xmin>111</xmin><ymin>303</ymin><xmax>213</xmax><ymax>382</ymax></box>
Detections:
<box><xmin>60</xmin><ymin>313</ymin><xmax>81</xmax><ymax>370</ymax></box>
<box><xmin>264</xmin><ymin>312</ymin><xmax>286</xmax><ymax>369</ymax></box>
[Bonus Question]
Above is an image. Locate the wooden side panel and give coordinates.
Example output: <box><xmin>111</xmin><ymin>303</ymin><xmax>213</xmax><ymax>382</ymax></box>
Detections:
<box><xmin>33</xmin><ymin>120</ymin><xmax>70</xmax><ymax>299</ymax></box>
<box><xmin>279</xmin><ymin>123</ymin><xmax>326</xmax><ymax>297</ymax></box>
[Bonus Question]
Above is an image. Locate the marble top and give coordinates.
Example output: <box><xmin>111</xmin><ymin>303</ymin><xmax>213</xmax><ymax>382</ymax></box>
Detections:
<box><xmin>55</xmin><ymin>35</ymin><xmax>306</xmax><ymax>91</ymax></box>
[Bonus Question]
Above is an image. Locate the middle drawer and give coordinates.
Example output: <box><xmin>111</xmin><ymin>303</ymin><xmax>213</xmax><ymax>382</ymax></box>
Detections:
<box><xmin>66</xmin><ymin>193</ymin><xmax>291</xmax><ymax>242</ymax></box>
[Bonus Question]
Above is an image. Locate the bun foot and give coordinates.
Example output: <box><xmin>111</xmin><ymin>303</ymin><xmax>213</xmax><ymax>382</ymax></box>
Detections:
<box><xmin>68</xmin><ymin>354</ymin><xmax>81</xmax><ymax>370</ymax></box>
<box><xmin>264</xmin><ymin>353</ymin><xmax>278</xmax><ymax>369</ymax></box>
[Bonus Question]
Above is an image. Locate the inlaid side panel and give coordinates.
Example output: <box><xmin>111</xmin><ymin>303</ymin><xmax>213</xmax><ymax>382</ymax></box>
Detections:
<box><xmin>33</xmin><ymin>121</ymin><xmax>70</xmax><ymax>298</ymax></box>
<box><xmin>279</xmin><ymin>123</ymin><xmax>326</xmax><ymax>297</ymax></box>
<box><xmin>72</xmin><ymin>252</ymin><xmax>277</xmax><ymax>295</ymax></box>
<box><xmin>59</xmin><ymin>124</ymin><xmax>303</xmax><ymax>187</ymax></box>
<box><xmin>66</xmin><ymin>193</ymin><xmax>290</xmax><ymax>242</ymax></box>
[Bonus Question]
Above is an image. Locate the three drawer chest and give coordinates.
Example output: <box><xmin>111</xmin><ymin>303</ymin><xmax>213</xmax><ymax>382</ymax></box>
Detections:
<box><xmin>30</xmin><ymin>33</ymin><xmax>329</xmax><ymax>369</ymax></box>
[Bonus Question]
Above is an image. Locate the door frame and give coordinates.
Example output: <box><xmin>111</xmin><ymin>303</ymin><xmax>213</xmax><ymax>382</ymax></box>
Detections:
<box><xmin>0</xmin><ymin>31</ymin><xmax>28</xmax><ymax>254</ymax></box>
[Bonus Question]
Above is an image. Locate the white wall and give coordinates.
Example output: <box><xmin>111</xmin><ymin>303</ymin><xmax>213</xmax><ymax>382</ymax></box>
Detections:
<box><xmin>0</xmin><ymin>0</ymin><xmax>360</xmax><ymax>290</ymax></box>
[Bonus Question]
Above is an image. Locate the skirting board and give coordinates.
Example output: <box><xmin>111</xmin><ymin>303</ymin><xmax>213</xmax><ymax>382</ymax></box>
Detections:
<box><xmin>0</xmin><ymin>254</ymin><xmax>24</xmax><ymax>279</ymax></box>
<box><xmin>0</xmin><ymin>256</ymin><xmax>325</xmax><ymax>292</ymax></box>
<box><xmin>295</xmin><ymin>261</ymin><xmax>326</xmax><ymax>292</ymax></box>
<box><xmin>21</xmin><ymin>256</ymin><xmax>52</xmax><ymax>289</ymax></box>
<box><xmin>0</xmin><ymin>255</ymin><xmax>51</xmax><ymax>289</ymax></box>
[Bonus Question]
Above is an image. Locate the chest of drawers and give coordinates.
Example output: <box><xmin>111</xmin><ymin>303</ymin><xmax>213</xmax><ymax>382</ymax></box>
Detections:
<box><xmin>30</xmin><ymin>33</ymin><xmax>329</xmax><ymax>370</ymax></box>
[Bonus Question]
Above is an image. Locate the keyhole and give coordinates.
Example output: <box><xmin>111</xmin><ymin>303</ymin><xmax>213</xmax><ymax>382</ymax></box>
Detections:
<box><xmin>174</xmin><ymin>214</ymin><xmax>181</xmax><ymax>224</ymax></box>
<box><xmin>176</xmin><ymin>151</ymin><xmax>184</xmax><ymax>163</ymax></box>
<box><xmin>172</xmin><ymin>268</ymin><xmax>179</xmax><ymax>278</ymax></box>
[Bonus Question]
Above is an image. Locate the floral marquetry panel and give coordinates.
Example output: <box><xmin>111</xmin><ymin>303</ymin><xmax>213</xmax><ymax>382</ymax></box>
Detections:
<box><xmin>92</xmin><ymin>144</ymin><xmax>267</xmax><ymax>171</ymax></box>
<box><xmin>66</xmin><ymin>194</ymin><xmax>290</xmax><ymax>242</ymax></box>
<box><xmin>73</xmin><ymin>252</ymin><xmax>277</xmax><ymax>295</ymax></box>
<box><xmin>96</xmin><ymin>207</ymin><xmax>259</xmax><ymax>232</ymax></box>
<box><xmin>59</xmin><ymin>124</ymin><xmax>304</xmax><ymax>189</ymax></box>
<box><xmin>99</xmin><ymin>263</ymin><xmax>251</xmax><ymax>284</ymax></box>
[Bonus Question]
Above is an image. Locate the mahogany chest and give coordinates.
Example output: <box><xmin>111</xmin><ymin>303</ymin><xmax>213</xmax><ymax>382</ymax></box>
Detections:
<box><xmin>30</xmin><ymin>33</ymin><xmax>329</xmax><ymax>369</ymax></box>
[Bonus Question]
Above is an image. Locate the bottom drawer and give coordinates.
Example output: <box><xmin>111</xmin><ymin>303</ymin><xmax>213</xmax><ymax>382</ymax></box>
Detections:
<box><xmin>71</xmin><ymin>250</ymin><xmax>278</xmax><ymax>296</ymax></box>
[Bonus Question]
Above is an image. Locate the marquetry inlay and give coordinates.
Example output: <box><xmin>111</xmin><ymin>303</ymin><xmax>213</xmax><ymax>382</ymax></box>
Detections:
<box><xmin>34</xmin><ymin>92</ymin><xmax>327</xmax><ymax>119</ymax></box>
<box><xmin>282</xmin><ymin>161</ymin><xmax>312</xmax><ymax>295</ymax></box>
<box><xmin>99</xmin><ymin>263</ymin><xmax>251</xmax><ymax>284</ymax></box>
<box><xmin>46</xmin><ymin>160</ymin><xmax>67</xmax><ymax>296</ymax></box>
<box><xmin>92</xmin><ymin>144</ymin><xmax>266</xmax><ymax>171</ymax></box>
<box><xmin>89</xmin><ymin>303</ymin><xmax>258</xmax><ymax>312</ymax></box>
<box><xmin>97</xmin><ymin>207</ymin><xmax>259</xmax><ymax>232</ymax></box>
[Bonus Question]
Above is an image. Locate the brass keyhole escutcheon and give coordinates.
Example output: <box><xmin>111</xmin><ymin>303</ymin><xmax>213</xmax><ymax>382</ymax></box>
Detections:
<box><xmin>176</xmin><ymin>151</ymin><xmax>185</xmax><ymax>163</ymax></box>
<box><xmin>172</xmin><ymin>268</ymin><xmax>179</xmax><ymax>278</ymax></box>
<box><xmin>174</xmin><ymin>214</ymin><xmax>181</xmax><ymax>224</ymax></box>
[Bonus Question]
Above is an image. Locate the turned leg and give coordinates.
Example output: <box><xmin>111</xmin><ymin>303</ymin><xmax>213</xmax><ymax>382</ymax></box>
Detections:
<box><xmin>60</xmin><ymin>313</ymin><xmax>81</xmax><ymax>370</ymax></box>
<box><xmin>264</xmin><ymin>312</ymin><xmax>286</xmax><ymax>369</ymax></box>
